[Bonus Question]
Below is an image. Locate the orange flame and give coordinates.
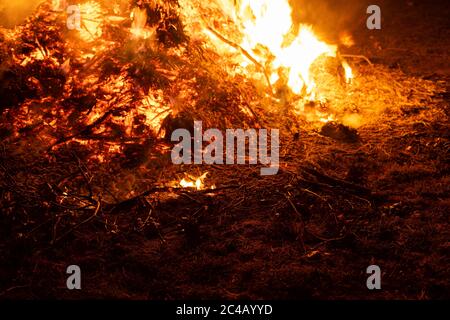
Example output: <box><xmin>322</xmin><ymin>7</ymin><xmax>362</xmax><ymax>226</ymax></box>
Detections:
<box><xmin>235</xmin><ymin>0</ymin><xmax>337</xmax><ymax>95</ymax></box>
<box><xmin>130</xmin><ymin>7</ymin><xmax>155</xmax><ymax>39</ymax></box>
<box><xmin>342</xmin><ymin>60</ymin><xmax>354</xmax><ymax>84</ymax></box>
<box><xmin>78</xmin><ymin>1</ymin><xmax>103</xmax><ymax>42</ymax></box>
<box><xmin>181</xmin><ymin>0</ymin><xmax>353</xmax><ymax>99</ymax></box>
<box><xmin>179</xmin><ymin>172</ymin><xmax>209</xmax><ymax>190</ymax></box>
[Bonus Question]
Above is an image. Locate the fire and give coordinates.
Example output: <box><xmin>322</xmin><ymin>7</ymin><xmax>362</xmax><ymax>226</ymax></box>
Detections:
<box><xmin>20</xmin><ymin>48</ymin><xmax>46</xmax><ymax>66</ymax></box>
<box><xmin>342</xmin><ymin>60</ymin><xmax>354</xmax><ymax>84</ymax></box>
<box><xmin>182</xmin><ymin>0</ymin><xmax>353</xmax><ymax>99</ymax></box>
<box><xmin>236</xmin><ymin>1</ymin><xmax>337</xmax><ymax>95</ymax></box>
<box><xmin>130</xmin><ymin>7</ymin><xmax>155</xmax><ymax>39</ymax></box>
<box><xmin>179</xmin><ymin>172</ymin><xmax>209</xmax><ymax>190</ymax></box>
<box><xmin>78</xmin><ymin>1</ymin><xmax>103</xmax><ymax>42</ymax></box>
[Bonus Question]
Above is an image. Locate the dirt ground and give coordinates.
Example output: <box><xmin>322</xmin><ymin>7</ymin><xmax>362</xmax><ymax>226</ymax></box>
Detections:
<box><xmin>0</xmin><ymin>0</ymin><xmax>449</xmax><ymax>300</ymax></box>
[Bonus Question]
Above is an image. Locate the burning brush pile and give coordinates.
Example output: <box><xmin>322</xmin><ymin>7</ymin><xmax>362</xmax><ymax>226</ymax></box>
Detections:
<box><xmin>0</xmin><ymin>0</ymin><xmax>448</xmax><ymax>299</ymax></box>
<box><xmin>0</xmin><ymin>0</ymin><xmax>442</xmax><ymax>194</ymax></box>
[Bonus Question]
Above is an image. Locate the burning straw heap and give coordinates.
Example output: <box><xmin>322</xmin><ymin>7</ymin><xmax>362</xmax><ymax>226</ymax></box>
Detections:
<box><xmin>0</xmin><ymin>0</ymin><xmax>445</xmax><ymax>219</ymax></box>
<box><xmin>0</xmin><ymin>0</ymin><xmax>448</xmax><ymax>299</ymax></box>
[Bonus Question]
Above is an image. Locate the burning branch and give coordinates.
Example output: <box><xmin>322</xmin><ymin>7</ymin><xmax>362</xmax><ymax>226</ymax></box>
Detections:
<box><xmin>202</xmin><ymin>23</ymin><xmax>274</xmax><ymax>95</ymax></box>
<box><xmin>48</xmin><ymin>96</ymin><xmax>133</xmax><ymax>151</ymax></box>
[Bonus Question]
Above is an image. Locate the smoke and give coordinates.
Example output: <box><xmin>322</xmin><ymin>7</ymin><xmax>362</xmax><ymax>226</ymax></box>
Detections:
<box><xmin>0</xmin><ymin>0</ymin><xmax>44</xmax><ymax>28</ymax></box>
<box><xmin>290</xmin><ymin>0</ymin><xmax>370</xmax><ymax>43</ymax></box>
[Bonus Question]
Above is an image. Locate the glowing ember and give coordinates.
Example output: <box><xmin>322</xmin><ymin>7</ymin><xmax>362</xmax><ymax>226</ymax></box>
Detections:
<box><xmin>20</xmin><ymin>48</ymin><xmax>46</xmax><ymax>66</ymax></box>
<box><xmin>139</xmin><ymin>92</ymin><xmax>171</xmax><ymax>136</ymax></box>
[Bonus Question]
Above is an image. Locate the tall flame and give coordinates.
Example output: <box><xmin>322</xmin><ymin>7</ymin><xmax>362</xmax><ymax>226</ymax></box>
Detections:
<box><xmin>233</xmin><ymin>0</ymin><xmax>338</xmax><ymax>95</ymax></box>
<box><xmin>181</xmin><ymin>0</ymin><xmax>353</xmax><ymax>98</ymax></box>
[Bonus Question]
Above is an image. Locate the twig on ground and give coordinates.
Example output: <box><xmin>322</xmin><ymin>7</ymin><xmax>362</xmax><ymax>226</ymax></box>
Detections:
<box><xmin>284</xmin><ymin>192</ymin><xmax>306</xmax><ymax>253</ymax></box>
<box><xmin>341</xmin><ymin>54</ymin><xmax>373</xmax><ymax>66</ymax></box>
<box><xmin>53</xmin><ymin>198</ymin><xmax>101</xmax><ymax>243</ymax></box>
